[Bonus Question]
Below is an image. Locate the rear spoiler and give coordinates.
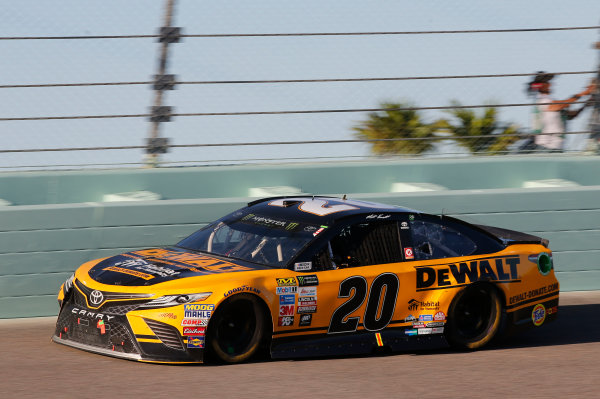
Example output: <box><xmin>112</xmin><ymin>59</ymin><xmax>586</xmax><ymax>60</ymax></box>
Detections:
<box><xmin>475</xmin><ymin>224</ymin><xmax>549</xmax><ymax>248</ymax></box>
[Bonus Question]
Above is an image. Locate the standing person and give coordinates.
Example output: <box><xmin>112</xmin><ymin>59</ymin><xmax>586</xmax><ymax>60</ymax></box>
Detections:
<box><xmin>527</xmin><ymin>72</ymin><xmax>596</xmax><ymax>152</ymax></box>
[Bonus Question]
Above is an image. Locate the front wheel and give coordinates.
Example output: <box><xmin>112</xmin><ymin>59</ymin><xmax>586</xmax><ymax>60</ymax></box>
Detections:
<box><xmin>206</xmin><ymin>294</ymin><xmax>265</xmax><ymax>363</ymax></box>
<box><xmin>445</xmin><ymin>284</ymin><xmax>502</xmax><ymax>349</ymax></box>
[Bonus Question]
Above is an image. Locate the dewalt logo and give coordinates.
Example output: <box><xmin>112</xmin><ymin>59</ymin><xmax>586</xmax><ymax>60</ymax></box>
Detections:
<box><xmin>416</xmin><ymin>257</ymin><xmax>520</xmax><ymax>291</ymax></box>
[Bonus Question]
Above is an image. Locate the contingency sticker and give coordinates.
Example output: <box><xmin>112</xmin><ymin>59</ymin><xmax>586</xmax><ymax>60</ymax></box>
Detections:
<box><xmin>294</xmin><ymin>262</ymin><xmax>312</xmax><ymax>272</ymax></box>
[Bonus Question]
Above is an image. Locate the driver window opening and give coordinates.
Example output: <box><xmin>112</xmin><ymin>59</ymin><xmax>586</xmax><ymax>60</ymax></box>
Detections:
<box><xmin>312</xmin><ymin>221</ymin><xmax>403</xmax><ymax>270</ymax></box>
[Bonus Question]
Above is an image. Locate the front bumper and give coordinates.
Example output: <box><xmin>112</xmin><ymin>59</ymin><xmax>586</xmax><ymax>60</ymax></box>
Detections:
<box><xmin>53</xmin><ymin>286</ymin><xmax>205</xmax><ymax>363</ymax></box>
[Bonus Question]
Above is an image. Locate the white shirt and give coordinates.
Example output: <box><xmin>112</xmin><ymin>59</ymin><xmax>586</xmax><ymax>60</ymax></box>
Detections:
<box><xmin>534</xmin><ymin>94</ymin><xmax>564</xmax><ymax>150</ymax></box>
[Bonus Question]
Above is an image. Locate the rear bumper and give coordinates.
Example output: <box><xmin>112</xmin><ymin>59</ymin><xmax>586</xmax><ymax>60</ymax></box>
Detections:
<box><xmin>505</xmin><ymin>294</ymin><xmax>559</xmax><ymax>335</ymax></box>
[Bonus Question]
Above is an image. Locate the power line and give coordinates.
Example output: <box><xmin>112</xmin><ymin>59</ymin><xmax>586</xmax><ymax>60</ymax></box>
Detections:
<box><xmin>1</xmin><ymin>70</ymin><xmax>595</xmax><ymax>89</ymax></box>
<box><xmin>1</xmin><ymin>131</ymin><xmax>593</xmax><ymax>153</ymax></box>
<box><xmin>0</xmin><ymin>81</ymin><xmax>150</xmax><ymax>89</ymax></box>
<box><xmin>1</xmin><ymin>100</ymin><xmax>592</xmax><ymax>121</ymax></box>
<box><xmin>1</xmin><ymin>25</ymin><xmax>598</xmax><ymax>40</ymax></box>
<box><xmin>182</xmin><ymin>26</ymin><xmax>600</xmax><ymax>37</ymax></box>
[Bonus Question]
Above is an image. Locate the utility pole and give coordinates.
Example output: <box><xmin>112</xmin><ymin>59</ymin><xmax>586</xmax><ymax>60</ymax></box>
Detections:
<box><xmin>146</xmin><ymin>0</ymin><xmax>180</xmax><ymax>167</ymax></box>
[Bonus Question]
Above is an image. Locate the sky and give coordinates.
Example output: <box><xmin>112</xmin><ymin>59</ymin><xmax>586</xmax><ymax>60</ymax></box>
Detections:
<box><xmin>1</xmin><ymin>0</ymin><xmax>599</xmax><ymax>169</ymax></box>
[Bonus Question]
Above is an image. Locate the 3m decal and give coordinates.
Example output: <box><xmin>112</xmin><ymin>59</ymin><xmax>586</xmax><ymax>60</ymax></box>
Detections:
<box><xmin>279</xmin><ymin>305</ymin><xmax>295</xmax><ymax>316</ymax></box>
<box><xmin>276</xmin><ymin>277</ymin><xmax>297</xmax><ymax>287</ymax></box>
<box><xmin>278</xmin><ymin>316</ymin><xmax>294</xmax><ymax>326</ymax></box>
<box><xmin>416</xmin><ymin>257</ymin><xmax>520</xmax><ymax>291</ymax></box>
<box><xmin>328</xmin><ymin>273</ymin><xmax>399</xmax><ymax>334</ymax></box>
<box><xmin>532</xmin><ymin>304</ymin><xmax>546</xmax><ymax>326</ymax></box>
<box><xmin>297</xmin><ymin>275</ymin><xmax>319</xmax><ymax>286</ymax></box>
<box><xmin>103</xmin><ymin>266</ymin><xmax>154</xmax><ymax>280</ymax></box>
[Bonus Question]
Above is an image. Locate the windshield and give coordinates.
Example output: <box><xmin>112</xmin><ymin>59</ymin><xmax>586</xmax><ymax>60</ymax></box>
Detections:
<box><xmin>176</xmin><ymin>213</ymin><xmax>323</xmax><ymax>268</ymax></box>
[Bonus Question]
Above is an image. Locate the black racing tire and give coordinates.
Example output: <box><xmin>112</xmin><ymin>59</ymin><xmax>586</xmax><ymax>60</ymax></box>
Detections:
<box><xmin>206</xmin><ymin>294</ymin><xmax>265</xmax><ymax>364</ymax></box>
<box><xmin>445</xmin><ymin>284</ymin><xmax>502</xmax><ymax>350</ymax></box>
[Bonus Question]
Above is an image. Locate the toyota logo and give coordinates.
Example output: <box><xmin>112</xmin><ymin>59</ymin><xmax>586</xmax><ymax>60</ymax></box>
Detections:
<box><xmin>90</xmin><ymin>290</ymin><xmax>104</xmax><ymax>306</ymax></box>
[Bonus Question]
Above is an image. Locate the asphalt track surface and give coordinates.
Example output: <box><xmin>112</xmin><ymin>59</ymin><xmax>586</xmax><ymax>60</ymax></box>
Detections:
<box><xmin>2</xmin><ymin>291</ymin><xmax>599</xmax><ymax>399</ymax></box>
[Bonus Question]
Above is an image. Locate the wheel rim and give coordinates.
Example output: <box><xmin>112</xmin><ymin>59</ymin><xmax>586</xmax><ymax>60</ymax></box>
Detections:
<box><xmin>214</xmin><ymin>301</ymin><xmax>257</xmax><ymax>356</ymax></box>
<box><xmin>454</xmin><ymin>287</ymin><xmax>495</xmax><ymax>340</ymax></box>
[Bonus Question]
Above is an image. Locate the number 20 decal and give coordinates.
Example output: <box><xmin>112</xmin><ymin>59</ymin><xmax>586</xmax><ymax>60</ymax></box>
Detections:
<box><xmin>328</xmin><ymin>273</ymin><xmax>400</xmax><ymax>334</ymax></box>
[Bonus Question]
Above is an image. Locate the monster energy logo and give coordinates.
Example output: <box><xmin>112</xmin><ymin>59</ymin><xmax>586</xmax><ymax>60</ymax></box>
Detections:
<box><xmin>286</xmin><ymin>223</ymin><xmax>299</xmax><ymax>230</ymax></box>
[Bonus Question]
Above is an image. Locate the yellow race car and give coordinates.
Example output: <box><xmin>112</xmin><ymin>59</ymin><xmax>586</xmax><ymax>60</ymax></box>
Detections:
<box><xmin>53</xmin><ymin>196</ymin><xmax>559</xmax><ymax>363</ymax></box>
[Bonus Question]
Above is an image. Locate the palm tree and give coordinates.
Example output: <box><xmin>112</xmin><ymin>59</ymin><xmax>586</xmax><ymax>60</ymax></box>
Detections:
<box><xmin>353</xmin><ymin>102</ymin><xmax>439</xmax><ymax>155</ymax></box>
<box><xmin>444</xmin><ymin>101</ymin><xmax>520</xmax><ymax>154</ymax></box>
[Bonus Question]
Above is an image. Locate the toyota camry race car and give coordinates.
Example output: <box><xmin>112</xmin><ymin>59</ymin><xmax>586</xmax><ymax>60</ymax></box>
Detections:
<box><xmin>53</xmin><ymin>196</ymin><xmax>559</xmax><ymax>364</ymax></box>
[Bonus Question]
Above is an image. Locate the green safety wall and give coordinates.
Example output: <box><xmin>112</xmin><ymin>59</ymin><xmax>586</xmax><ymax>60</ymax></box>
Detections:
<box><xmin>1</xmin><ymin>157</ymin><xmax>599</xmax><ymax>318</ymax></box>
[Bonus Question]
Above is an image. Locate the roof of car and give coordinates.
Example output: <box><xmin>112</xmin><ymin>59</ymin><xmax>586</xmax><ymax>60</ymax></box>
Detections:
<box><xmin>246</xmin><ymin>196</ymin><xmax>419</xmax><ymax>224</ymax></box>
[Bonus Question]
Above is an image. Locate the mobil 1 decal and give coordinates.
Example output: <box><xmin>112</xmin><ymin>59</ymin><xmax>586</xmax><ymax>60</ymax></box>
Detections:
<box><xmin>416</xmin><ymin>256</ymin><xmax>520</xmax><ymax>291</ymax></box>
<box><xmin>328</xmin><ymin>273</ymin><xmax>399</xmax><ymax>334</ymax></box>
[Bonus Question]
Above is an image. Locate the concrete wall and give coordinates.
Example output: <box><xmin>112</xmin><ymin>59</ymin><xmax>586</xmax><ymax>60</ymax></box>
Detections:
<box><xmin>1</xmin><ymin>156</ymin><xmax>599</xmax><ymax>318</ymax></box>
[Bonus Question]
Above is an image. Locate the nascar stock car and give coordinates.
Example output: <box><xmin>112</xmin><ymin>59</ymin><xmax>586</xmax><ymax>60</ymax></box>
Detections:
<box><xmin>53</xmin><ymin>196</ymin><xmax>559</xmax><ymax>364</ymax></box>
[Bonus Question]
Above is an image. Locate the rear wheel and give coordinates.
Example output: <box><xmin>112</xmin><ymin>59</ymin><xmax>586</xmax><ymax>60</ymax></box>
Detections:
<box><xmin>446</xmin><ymin>284</ymin><xmax>502</xmax><ymax>349</ymax></box>
<box><xmin>207</xmin><ymin>294</ymin><xmax>265</xmax><ymax>363</ymax></box>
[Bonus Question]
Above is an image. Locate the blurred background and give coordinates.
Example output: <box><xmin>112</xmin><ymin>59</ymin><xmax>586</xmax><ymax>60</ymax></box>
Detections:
<box><xmin>1</xmin><ymin>0</ymin><xmax>599</xmax><ymax>170</ymax></box>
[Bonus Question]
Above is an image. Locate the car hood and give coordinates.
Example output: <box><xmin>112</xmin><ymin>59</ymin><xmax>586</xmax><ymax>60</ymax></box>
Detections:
<box><xmin>87</xmin><ymin>247</ymin><xmax>271</xmax><ymax>286</ymax></box>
